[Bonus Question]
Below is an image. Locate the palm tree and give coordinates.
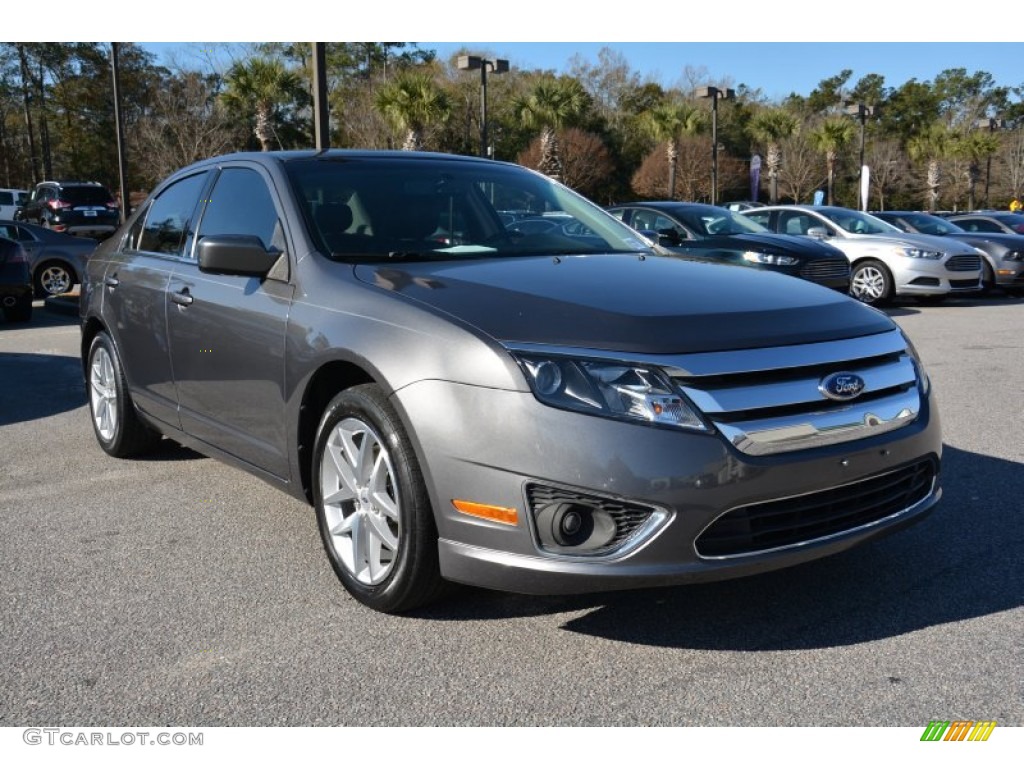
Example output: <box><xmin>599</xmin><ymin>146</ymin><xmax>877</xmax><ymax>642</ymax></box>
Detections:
<box><xmin>375</xmin><ymin>71</ymin><xmax>451</xmax><ymax>151</ymax></box>
<box><xmin>953</xmin><ymin>131</ymin><xmax>1000</xmax><ymax>210</ymax></box>
<box><xmin>908</xmin><ymin>124</ymin><xmax>953</xmax><ymax>212</ymax></box>
<box><xmin>222</xmin><ymin>57</ymin><xmax>301</xmax><ymax>152</ymax></box>
<box><xmin>749</xmin><ymin>108</ymin><xmax>799</xmax><ymax>203</ymax></box>
<box><xmin>810</xmin><ymin>117</ymin><xmax>856</xmax><ymax>205</ymax></box>
<box><xmin>512</xmin><ymin>78</ymin><xmax>590</xmax><ymax>181</ymax></box>
<box><xmin>641</xmin><ymin>102</ymin><xmax>705</xmax><ymax>199</ymax></box>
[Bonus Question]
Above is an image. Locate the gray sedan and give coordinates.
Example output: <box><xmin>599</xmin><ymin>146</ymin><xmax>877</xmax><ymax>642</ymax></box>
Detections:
<box><xmin>81</xmin><ymin>151</ymin><xmax>941</xmax><ymax>613</ymax></box>
<box><xmin>0</xmin><ymin>219</ymin><xmax>97</xmax><ymax>297</ymax></box>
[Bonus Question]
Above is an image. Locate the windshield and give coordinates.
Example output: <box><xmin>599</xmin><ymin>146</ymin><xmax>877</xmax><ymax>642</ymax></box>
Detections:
<box><xmin>671</xmin><ymin>206</ymin><xmax>769</xmax><ymax>237</ymax></box>
<box><xmin>900</xmin><ymin>213</ymin><xmax>965</xmax><ymax>235</ymax></box>
<box><xmin>285</xmin><ymin>157</ymin><xmax>652</xmax><ymax>262</ymax></box>
<box><xmin>818</xmin><ymin>209</ymin><xmax>901</xmax><ymax>235</ymax></box>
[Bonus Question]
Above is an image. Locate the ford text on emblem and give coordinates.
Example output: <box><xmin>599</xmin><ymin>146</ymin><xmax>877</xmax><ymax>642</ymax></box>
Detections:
<box><xmin>819</xmin><ymin>372</ymin><xmax>866</xmax><ymax>402</ymax></box>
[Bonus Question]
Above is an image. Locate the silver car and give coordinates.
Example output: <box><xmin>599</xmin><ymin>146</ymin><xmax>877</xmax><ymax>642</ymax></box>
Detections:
<box><xmin>743</xmin><ymin>205</ymin><xmax>983</xmax><ymax>305</ymax></box>
<box><xmin>81</xmin><ymin>151</ymin><xmax>942</xmax><ymax>613</ymax></box>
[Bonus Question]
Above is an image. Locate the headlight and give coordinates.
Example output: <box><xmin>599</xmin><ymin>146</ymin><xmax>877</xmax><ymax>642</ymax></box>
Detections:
<box><xmin>900</xmin><ymin>331</ymin><xmax>930</xmax><ymax>396</ymax></box>
<box><xmin>1003</xmin><ymin>250</ymin><xmax>1024</xmax><ymax>262</ymax></box>
<box><xmin>895</xmin><ymin>247</ymin><xmax>942</xmax><ymax>260</ymax></box>
<box><xmin>514</xmin><ymin>355</ymin><xmax>709</xmax><ymax>431</ymax></box>
<box><xmin>742</xmin><ymin>251</ymin><xmax>799</xmax><ymax>266</ymax></box>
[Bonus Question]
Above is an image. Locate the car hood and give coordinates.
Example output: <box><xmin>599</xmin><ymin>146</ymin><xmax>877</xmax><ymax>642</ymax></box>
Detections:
<box><xmin>353</xmin><ymin>253</ymin><xmax>893</xmax><ymax>355</ymax></box>
<box><xmin>844</xmin><ymin>231</ymin><xmax>978</xmax><ymax>255</ymax></box>
<box><xmin>944</xmin><ymin>231</ymin><xmax>1024</xmax><ymax>249</ymax></box>
<box><xmin>714</xmin><ymin>232</ymin><xmax>846</xmax><ymax>258</ymax></box>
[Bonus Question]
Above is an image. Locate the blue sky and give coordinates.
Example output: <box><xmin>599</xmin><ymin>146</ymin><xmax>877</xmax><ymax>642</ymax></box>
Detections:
<box><xmin>140</xmin><ymin>41</ymin><xmax>1024</xmax><ymax>104</ymax></box>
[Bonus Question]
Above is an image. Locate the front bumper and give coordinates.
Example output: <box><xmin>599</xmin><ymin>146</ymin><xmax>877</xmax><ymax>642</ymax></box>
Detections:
<box><xmin>392</xmin><ymin>378</ymin><xmax>942</xmax><ymax>595</ymax></box>
<box><xmin>891</xmin><ymin>256</ymin><xmax>981</xmax><ymax>295</ymax></box>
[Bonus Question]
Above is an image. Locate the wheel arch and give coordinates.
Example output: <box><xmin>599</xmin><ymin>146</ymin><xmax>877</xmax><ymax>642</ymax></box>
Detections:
<box><xmin>80</xmin><ymin>316</ymin><xmax>107</xmax><ymax>381</ymax></box>
<box><xmin>296</xmin><ymin>360</ymin><xmax>377</xmax><ymax>504</ymax></box>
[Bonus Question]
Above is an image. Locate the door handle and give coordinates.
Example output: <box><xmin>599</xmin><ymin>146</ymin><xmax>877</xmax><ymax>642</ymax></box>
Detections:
<box><xmin>171</xmin><ymin>288</ymin><xmax>194</xmax><ymax>307</ymax></box>
<box><xmin>104</xmin><ymin>274</ymin><xmax>119</xmax><ymax>288</ymax></box>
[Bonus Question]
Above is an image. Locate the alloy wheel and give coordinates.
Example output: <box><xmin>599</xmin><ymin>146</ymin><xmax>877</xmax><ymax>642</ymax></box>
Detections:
<box><xmin>40</xmin><ymin>265</ymin><xmax>72</xmax><ymax>295</ymax></box>
<box><xmin>89</xmin><ymin>346</ymin><xmax>118</xmax><ymax>442</ymax></box>
<box><xmin>852</xmin><ymin>266</ymin><xmax>886</xmax><ymax>301</ymax></box>
<box><xmin>319</xmin><ymin>417</ymin><xmax>401</xmax><ymax>585</ymax></box>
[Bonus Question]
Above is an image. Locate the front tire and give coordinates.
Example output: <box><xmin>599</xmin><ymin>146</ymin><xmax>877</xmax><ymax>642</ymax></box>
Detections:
<box><xmin>313</xmin><ymin>384</ymin><xmax>444</xmax><ymax>613</ymax></box>
<box><xmin>87</xmin><ymin>331</ymin><xmax>162</xmax><ymax>457</ymax></box>
<box><xmin>849</xmin><ymin>259</ymin><xmax>894</xmax><ymax>306</ymax></box>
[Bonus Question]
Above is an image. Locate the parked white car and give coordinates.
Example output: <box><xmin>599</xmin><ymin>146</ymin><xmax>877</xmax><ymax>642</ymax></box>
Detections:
<box><xmin>0</xmin><ymin>188</ymin><xmax>29</xmax><ymax>220</ymax></box>
<box><xmin>743</xmin><ymin>205</ymin><xmax>983</xmax><ymax>305</ymax></box>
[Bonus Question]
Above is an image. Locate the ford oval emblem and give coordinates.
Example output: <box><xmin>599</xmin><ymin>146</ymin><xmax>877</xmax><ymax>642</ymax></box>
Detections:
<box><xmin>819</xmin><ymin>372</ymin><xmax>866</xmax><ymax>402</ymax></box>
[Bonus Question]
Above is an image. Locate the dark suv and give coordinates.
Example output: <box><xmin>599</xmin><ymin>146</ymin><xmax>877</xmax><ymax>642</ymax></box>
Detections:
<box><xmin>16</xmin><ymin>180</ymin><xmax>119</xmax><ymax>239</ymax></box>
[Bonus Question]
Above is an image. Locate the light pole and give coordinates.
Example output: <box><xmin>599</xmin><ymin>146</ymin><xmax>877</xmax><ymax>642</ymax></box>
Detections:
<box><xmin>975</xmin><ymin>117</ymin><xmax>1004</xmax><ymax>209</ymax></box>
<box><xmin>844</xmin><ymin>102</ymin><xmax>875</xmax><ymax>211</ymax></box>
<box><xmin>457</xmin><ymin>55</ymin><xmax>509</xmax><ymax>158</ymax></box>
<box><xmin>110</xmin><ymin>43</ymin><xmax>129</xmax><ymax>224</ymax></box>
<box><xmin>697</xmin><ymin>86</ymin><xmax>734</xmax><ymax>205</ymax></box>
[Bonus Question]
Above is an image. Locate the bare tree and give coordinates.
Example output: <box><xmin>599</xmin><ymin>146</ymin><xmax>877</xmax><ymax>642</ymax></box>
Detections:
<box><xmin>999</xmin><ymin>128</ymin><xmax>1024</xmax><ymax>203</ymax></box>
<box><xmin>777</xmin><ymin>133</ymin><xmax>824</xmax><ymax>204</ymax></box>
<box><xmin>518</xmin><ymin>128</ymin><xmax>614</xmax><ymax>200</ymax></box>
<box><xmin>134</xmin><ymin>71</ymin><xmax>243</xmax><ymax>185</ymax></box>
<box><xmin>866</xmin><ymin>138</ymin><xmax>909</xmax><ymax>211</ymax></box>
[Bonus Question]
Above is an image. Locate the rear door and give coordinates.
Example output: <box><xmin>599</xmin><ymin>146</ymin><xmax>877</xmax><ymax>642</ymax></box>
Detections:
<box><xmin>166</xmin><ymin>164</ymin><xmax>294</xmax><ymax>478</ymax></box>
<box><xmin>101</xmin><ymin>170</ymin><xmax>211</xmax><ymax>429</ymax></box>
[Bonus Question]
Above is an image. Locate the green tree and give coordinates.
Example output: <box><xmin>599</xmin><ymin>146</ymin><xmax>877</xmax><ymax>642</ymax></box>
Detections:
<box><xmin>374</xmin><ymin>70</ymin><xmax>451</xmax><ymax>151</ymax></box>
<box><xmin>222</xmin><ymin>57</ymin><xmax>302</xmax><ymax>151</ymax></box>
<box><xmin>952</xmin><ymin>130</ymin><xmax>1000</xmax><ymax>209</ymax></box>
<box><xmin>641</xmin><ymin>101</ymin><xmax>704</xmax><ymax>199</ymax></box>
<box><xmin>810</xmin><ymin>117</ymin><xmax>856</xmax><ymax>205</ymax></box>
<box><xmin>511</xmin><ymin>76</ymin><xmax>590</xmax><ymax>181</ymax></box>
<box><xmin>749</xmin><ymin>108</ymin><xmax>799</xmax><ymax>203</ymax></box>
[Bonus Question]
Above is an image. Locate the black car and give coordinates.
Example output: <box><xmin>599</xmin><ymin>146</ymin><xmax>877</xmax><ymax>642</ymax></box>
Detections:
<box><xmin>16</xmin><ymin>180</ymin><xmax>120</xmax><ymax>240</ymax></box>
<box><xmin>607</xmin><ymin>202</ymin><xmax>851</xmax><ymax>290</ymax></box>
<box><xmin>873</xmin><ymin>211</ymin><xmax>1024</xmax><ymax>296</ymax></box>
<box><xmin>0</xmin><ymin>236</ymin><xmax>33</xmax><ymax>323</ymax></box>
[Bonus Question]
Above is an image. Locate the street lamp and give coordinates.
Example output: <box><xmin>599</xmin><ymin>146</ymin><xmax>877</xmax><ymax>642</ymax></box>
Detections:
<box><xmin>975</xmin><ymin>117</ymin><xmax>1005</xmax><ymax>209</ymax></box>
<box><xmin>457</xmin><ymin>55</ymin><xmax>509</xmax><ymax>159</ymax></box>
<box><xmin>697</xmin><ymin>86</ymin><xmax>734</xmax><ymax>205</ymax></box>
<box><xmin>844</xmin><ymin>102</ymin><xmax>876</xmax><ymax>211</ymax></box>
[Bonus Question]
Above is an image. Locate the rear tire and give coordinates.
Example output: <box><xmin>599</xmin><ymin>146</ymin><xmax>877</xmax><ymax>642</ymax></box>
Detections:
<box><xmin>86</xmin><ymin>331</ymin><xmax>162</xmax><ymax>457</ymax></box>
<box><xmin>34</xmin><ymin>260</ymin><xmax>76</xmax><ymax>298</ymax></box>
<box><xmin>313</xmin><ymin>384</ymin><xmax>445</xmax><ymax>613</ymax></box>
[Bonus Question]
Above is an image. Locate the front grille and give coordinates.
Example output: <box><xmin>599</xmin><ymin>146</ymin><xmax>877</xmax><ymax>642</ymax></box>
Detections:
<box><xmin>526</xmin><ymin>484</ymin><xmax>656</xmax><ymax>553</ymax></box>
<box><xmin>695</xmin><ymin>459</ymin><xmax>936</xmax><ymax>558</ymax></box>
<box><xmin>947</xmin><ymin>254</ymin><xmax>981</xmax><ymax>272</ymax></box>
<box><xmin>800</xmin><ymin>259</ymin><xmax>851</xmax><ymax>282</ymax></box>
<box><xmin>950</xmin><ymin>278</ymin><xmax>980</xmax><ymax>289</ymax></box>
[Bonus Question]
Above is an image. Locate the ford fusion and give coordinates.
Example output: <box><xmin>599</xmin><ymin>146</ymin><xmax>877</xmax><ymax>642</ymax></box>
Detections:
<box><xmin>81</xmin><ymin>151</ymin><xmax>941</xmax><ymax>613</ymax></box>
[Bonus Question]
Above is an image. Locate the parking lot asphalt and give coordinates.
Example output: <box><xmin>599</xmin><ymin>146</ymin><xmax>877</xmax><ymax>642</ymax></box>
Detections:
<box><xmin>0</xmin><ymin>296</ymin><xmax>1021</xmax><ymax>726</ymax></box>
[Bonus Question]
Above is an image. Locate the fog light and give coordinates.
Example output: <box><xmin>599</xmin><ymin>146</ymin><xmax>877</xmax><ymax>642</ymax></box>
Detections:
<box><xmin>536</xmin><ymin>502</ymin><xmax>616</xmax><ymax>551</ymax></box>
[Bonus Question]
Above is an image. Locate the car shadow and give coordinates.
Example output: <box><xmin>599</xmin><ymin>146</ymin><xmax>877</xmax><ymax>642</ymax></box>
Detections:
<box><xmin>412</xmin><ymin>445</ymin><xmax>1023</xmax><ymax>651</ymax></box>
<box><xmin>0</xmin><ymin>352</ymin><xmax>87</xmax><ymax>426</ymax></box>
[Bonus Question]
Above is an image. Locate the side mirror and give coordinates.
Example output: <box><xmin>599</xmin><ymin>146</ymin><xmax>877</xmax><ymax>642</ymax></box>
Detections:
<box><xmin>806</xmin><ymin>226</ymin><xmax>830</xmax><ymax>239</ymax></box>
<box><xmin>197</xmin><ymin>235</ymin><xmax>280</xmax><ymax>277</ymax></box>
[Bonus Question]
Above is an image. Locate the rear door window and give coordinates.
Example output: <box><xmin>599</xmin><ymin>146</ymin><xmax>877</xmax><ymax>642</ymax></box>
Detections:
<box><xmin>138</xmin><ymin>172</ymin><xmax>209</xmax><ymax>256</ymax></box>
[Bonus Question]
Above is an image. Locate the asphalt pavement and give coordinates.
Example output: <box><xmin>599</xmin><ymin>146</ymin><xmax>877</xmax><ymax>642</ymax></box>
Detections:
<box><xmin>0</xmin><ymin>296</ymin><xmax>1021</xmax><ymax>726</ymax></box>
